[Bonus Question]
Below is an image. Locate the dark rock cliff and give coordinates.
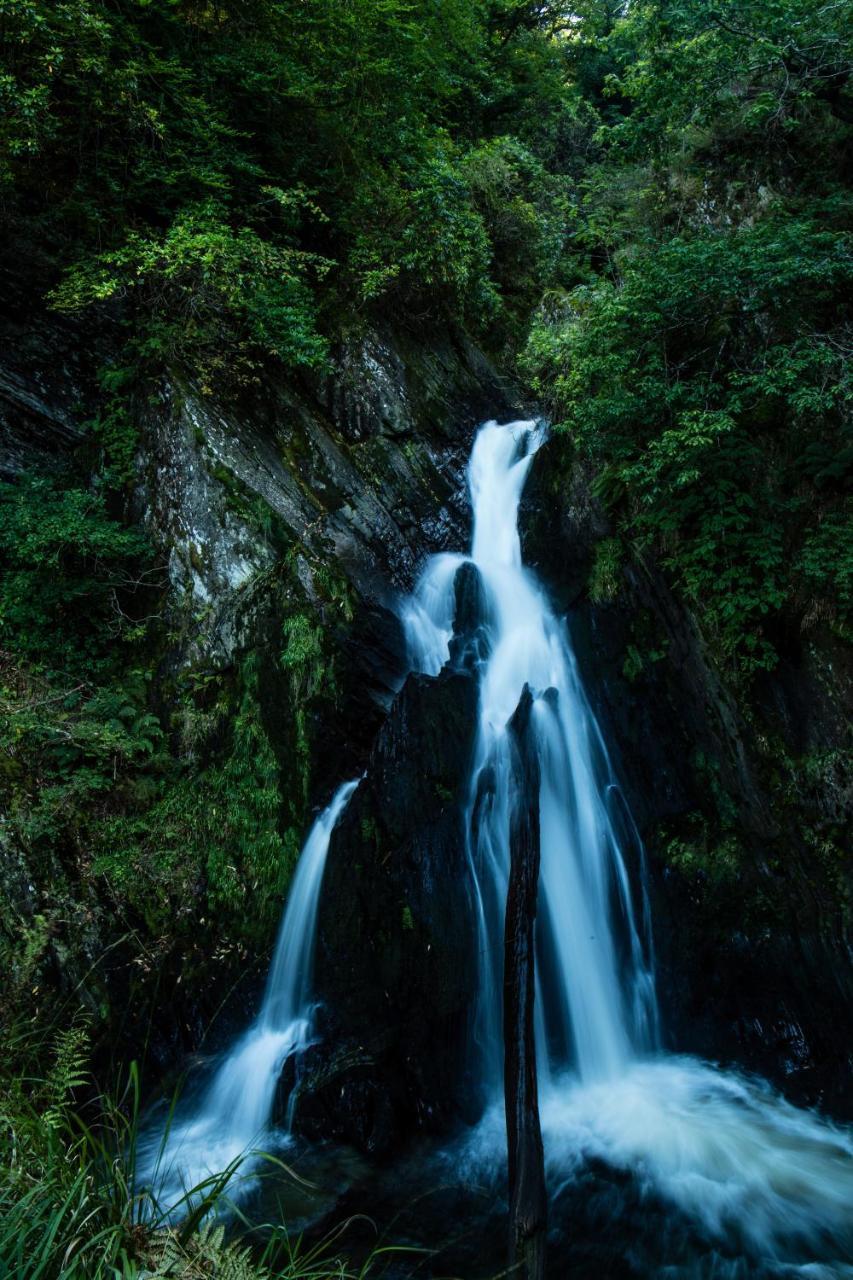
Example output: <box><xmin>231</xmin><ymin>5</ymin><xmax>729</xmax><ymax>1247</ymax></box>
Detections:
<box><xmin>2</xmin><ymin>265</ymin><xmax>850</xmax><ymax>1130</ymax></box>
<box><xmin>523</xmin><ymin>441</ymin><xmax>853</xmax><ymax>1115</ymax></box>
<box><xmin>0</xmin><ymin>263</ymin><xmax>523</xmax><ymax>1075</ymax></box>
<box><xmin>295</xmin><ymin>668</ymin><xmax>480</xmax><ymax>1152</ymax></box>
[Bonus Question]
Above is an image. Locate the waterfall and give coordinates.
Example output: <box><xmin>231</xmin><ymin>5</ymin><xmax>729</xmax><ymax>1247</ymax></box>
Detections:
<box><xmin>137</xmin><ymin>778</ymin><xmax>359</xmax><ymax>1208</ymax></box>
<box><xmin>139</xmin><ymin>416</ymin><xmax>852</xmax><ymax>1271</ymax></box>
<box><xmin>407</xmin><ymin>420</ymin><xmax>853</xmax><ymax>1273</ymax></box>
<box><xmin>404</xmin><ymin>419</ymin><xmax>657</xmax><ymax>1087</ymax></box>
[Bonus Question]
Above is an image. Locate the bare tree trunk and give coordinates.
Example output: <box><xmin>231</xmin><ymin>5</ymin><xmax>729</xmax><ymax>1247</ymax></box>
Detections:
<box><xmin>504</xmin><ymin>684</ymin><xmax>547</xmax><ymax>1280</ymax></box>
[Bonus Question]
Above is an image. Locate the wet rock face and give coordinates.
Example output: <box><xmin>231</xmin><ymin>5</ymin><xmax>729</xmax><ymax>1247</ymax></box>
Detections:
<box><xmin>301</xmin><ymin>668</ymin><xmax>480</xmax><ymax>1152</ymax></box>
<box><xmin>129</xmin><ymin>330</ymin><xmax>525</xmax><ymax>815</ymax></box>
<box><xmin>522</xmin><ymin>444</ymin><xmax>853</xmax><ymax>1113</ymax></box>
<box><xmin>134</xmin><ymin>326</ymin><xmax>524</xmax><ymax>667</ymax></box>
<box><xmin>574</xmin><ymin>588</ymin><xmax>853</xmax><ymax>1110</ymax></box>
<box><xmin>449</xmin><ymin>561</ymin><xmax>491</xmax><ymax>672</ymax></box>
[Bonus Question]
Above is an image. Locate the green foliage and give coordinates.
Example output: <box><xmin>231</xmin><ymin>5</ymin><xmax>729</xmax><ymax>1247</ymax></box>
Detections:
<box><xmin>2</xmin><ymin>658</ymin><xmax>167</xmax><ymax>888</ymax></box>
<box><xmin>0</xmin><ymin>1029</ymin><xmax>392</xmax><ymax>1278</ymax></box>
<box><xmin>588</xmin><ymin>536</ymin><xmax>623</xmax><ymax>604</ymax></box>
<box><xmin>52</xmin><ymin>200</ymin><xmax>331</xmax><ymax>387</ymax></box>
<box><xmin>525</xmin><ymin>0</ymin><xmax>853</xmax><ymax>674</ymax></box>
<box><xmin>662</xmin><ymin>824</ymin><xmax>744</xmax><ymax>890</ymax></box>
<box><xmin>0</xmin><ymin>911</ymin><xmax>53</xmax><ymax>1026</ymax></box>
<box><xmin>280</xmin><ymin>614</ymin><xmax>327</xmax><ymax>689</ymax></box>
<box><xmin>0</xmin><ymin>0</ymin><xmax>582</xmax><ymax>376</ymax></box>
<box><xmin>0</xmin><ymin>473</ymin><xmax>151</xmax><ymax>672</ymax></box>
<box><xmin>463</xmin><ymin>135</ymin><xmax>571</xmax><ymax>339</ymax></box>
<box><xmin>40</xmin><ymin>1023</ymin><xmax>90</xmax><ymax>1131</ymax></box>
<box><xmin>0</xmin><ymin>469</ymin><xmax>181</xmax><ymax>991</ymax></box>
<box><xmin>798</xmin><ymin>504</ymin><xmax>853</xmax><ymax>621</ymax></box>
<box><xmin>348</xmin><ymin>145</ymin><xmax>496</xmax><ymax>316</ymax></box>
<box><xmin>87</xmin><ymin>654</ymin><xmax>300</xmax><ymax>942</ymax></box>
<box><xmin>86</xmin><ymin>363</ymin><xmax>140</xmax><ymax>490</ymax></box>
<box><xmin>280</xmin><ymin>609</ymin><xmax>337</xmax><ymax>808</ymax></box>
<box><xmin>605</xmin><ymin>0</ymin><xmax>853</xmax><ymax>157</ymax></box>
<box><xmin>0</xmin><ymin>1025</ymin><xmax>156</xmax><ymax>1280</ymax></box>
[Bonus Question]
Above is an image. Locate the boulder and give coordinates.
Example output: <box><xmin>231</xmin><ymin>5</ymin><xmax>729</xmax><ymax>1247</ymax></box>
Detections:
<box><xmin>299</xmin><ymin>667</ymin><xmax>480</xmax><ymax>1150</ymax></box>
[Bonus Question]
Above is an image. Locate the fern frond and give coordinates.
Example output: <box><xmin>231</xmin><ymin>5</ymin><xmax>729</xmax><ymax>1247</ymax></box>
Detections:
<box><xmin>42</xmin><ymin>1024</ymin><xmax>90</xmax><ymax>1130</ymax></box>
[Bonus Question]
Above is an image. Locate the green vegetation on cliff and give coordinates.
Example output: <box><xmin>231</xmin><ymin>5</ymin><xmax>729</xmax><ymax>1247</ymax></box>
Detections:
<box><xmin>525</xmin><ymin>0</ymin><xmax>852</xmax><ymax>674</ymax></box>
<box><xmin>1</xmin><ymin>0</ymin><xmax>571</xmax><ymax>380</ymax></box>
<box><xmin>0</xmin><ymin>0</ymin><xmax>580</xmax><ymax>1048</ymax></box>
<box><xmin>4</xmin><ymin>0</ymin><xmax>848</xmax><ymax>666</ymax></box>
<box><xmin>3</xmin><ymin>0</ymin><xmax>848</xmax><ymax>668</ymax></box>
<box><xmin>520</xmin><ymin>0</ymin><xmax>851</xmax><ymax>950</ymax></box>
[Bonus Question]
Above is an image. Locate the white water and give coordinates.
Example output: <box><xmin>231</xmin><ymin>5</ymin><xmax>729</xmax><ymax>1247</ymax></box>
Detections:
<box><xmin>405</xmin><ymin>420</ymin><xmax>656</xmax><ymax>1084</ymax></box>
<box><xmin>137</xmin><ymin>416</ymin><xmax>851</xmax><ymax>1265</ymax></box>
<box><xmin>451</xmin><ymin>1058</ymin><xmax>853</xmax><ymax>1276</ymax></box>
<box><xmin>406</xmin><ymin>419</ymin><xmax>853</xmax><ymax>1272</ymax></box>
<box><xmin>137</xmin><ymin>778</ymin><xmax>359</xmax><ymax>1208</ymax></box>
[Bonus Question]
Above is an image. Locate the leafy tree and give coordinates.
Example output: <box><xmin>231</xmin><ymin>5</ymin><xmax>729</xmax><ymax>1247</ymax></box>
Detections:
<box><xmin>0</xmin><ymin>0</ymin><xmax>580</xmax><ymax>375</ymax></box>
<box><xmin>525</xmin><ymin>0</ymin><xmax>853</xmax><ymax>671</ymax></box>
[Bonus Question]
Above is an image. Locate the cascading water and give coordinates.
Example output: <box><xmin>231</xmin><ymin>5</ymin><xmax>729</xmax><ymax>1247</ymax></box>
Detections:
<box><xmin>406</xmin><ymin>420</ymin><xmax>853</xmax><ymax>1276</ymax></box>
<box><xmin>139</xmin><ymin>416</ymin><xmax>851</xmax><ymax>1273</ymax></box>
<box><xmin>404</xmin><ymin>419</ymin><xmax>657</xmax><ymax>1087</ymax></box>
<box><xmin>137</xmin><ymin>778</ymin><xmax>359</xmax><ymax>1207</ymax></box>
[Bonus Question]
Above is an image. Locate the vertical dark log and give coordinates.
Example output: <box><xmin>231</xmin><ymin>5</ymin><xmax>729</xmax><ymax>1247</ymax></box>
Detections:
<box><xmin>504</xmin><ymin>684</ymin><xmax>547</xmax><ymax>1280</ymax></box>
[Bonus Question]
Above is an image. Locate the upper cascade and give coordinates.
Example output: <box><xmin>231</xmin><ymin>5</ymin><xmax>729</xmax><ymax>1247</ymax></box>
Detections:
<box><xmin>469</xmin><ymin>419</ymin><xmax>543</xmax><ymax>568</ymax></box>
<box><xmin>405</xmin><ymin>419</ymin><xmax>657</xmax><ymax>1086</ymax></box>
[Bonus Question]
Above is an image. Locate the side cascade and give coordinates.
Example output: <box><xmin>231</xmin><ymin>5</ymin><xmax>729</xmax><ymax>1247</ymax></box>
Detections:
<box><xmin>137</xmin><ymin>779</ymin><xmax>360</xmax><ymax>1208</ymax></box>
<box><xmin>405</xmin><ymin>419</ymin><xmax>853</xmax><ymax>1275</ymax></box>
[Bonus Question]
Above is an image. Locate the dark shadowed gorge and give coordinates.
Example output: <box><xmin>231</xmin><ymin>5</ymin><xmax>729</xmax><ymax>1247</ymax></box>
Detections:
<box><xmin>1</xmin><ymin>3</ymin><xmax>851</xmax><ymax>1277</ymax></box>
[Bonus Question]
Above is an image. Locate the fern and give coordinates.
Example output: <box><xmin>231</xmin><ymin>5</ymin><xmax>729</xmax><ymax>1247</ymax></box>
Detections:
<box><xmin>142</xmin><ymin>1217</ymin><xmax>281</xmax><ymax>1279</ymax></box>
<box><xmin>42</xmin><ymin>1024</ymin><xmax>90</xmax><ymax>1131</ymax></box>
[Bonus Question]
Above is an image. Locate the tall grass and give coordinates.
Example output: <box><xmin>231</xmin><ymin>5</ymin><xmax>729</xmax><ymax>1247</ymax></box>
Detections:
<box><xmin>0</xmin><ymin>1023</ymin><xmax>406</xmax><ymax>1279</ymax></box>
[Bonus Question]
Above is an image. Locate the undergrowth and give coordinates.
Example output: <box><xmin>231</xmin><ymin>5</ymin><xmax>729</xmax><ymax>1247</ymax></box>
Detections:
<box><xmin>0</xmin><ymin>1023</ymin><xmax>400</xmax><ymax>1280</ymax></box>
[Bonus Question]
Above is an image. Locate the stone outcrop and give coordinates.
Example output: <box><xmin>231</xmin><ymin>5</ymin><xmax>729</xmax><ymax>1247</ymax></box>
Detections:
<box><xmin>297</xmin><ymin>667</ymin><xmax>480</xmax><ymax>1151</ymax></box>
